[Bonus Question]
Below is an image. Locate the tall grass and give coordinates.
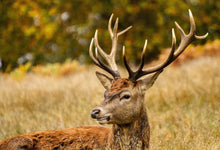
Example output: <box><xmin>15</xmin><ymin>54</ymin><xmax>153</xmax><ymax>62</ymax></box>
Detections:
<box><xmin>0</xmin><ymin>56</ymin><xmax>219</xmax><ymax>150</ymax></box>
<box><xmin>147</xmin><ymin>57</ymin><xmax>220</xmax><ymax>149</ymax></box>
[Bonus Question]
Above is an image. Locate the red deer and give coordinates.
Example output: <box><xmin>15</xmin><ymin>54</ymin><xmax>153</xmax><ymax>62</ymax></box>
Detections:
<box><xmin>0</xmin><ymin>10</ymin><xmax>208</xmax><ymax>150</ymax></box>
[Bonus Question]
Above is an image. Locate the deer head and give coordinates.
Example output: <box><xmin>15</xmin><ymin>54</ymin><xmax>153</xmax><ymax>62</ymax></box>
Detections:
<box><xmin>90</xmin><ymin>10</ymin><xmax>208</xmax><ymax>125</ymax></box>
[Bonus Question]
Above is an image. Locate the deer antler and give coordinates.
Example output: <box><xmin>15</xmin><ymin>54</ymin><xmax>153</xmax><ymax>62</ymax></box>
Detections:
<box><xmin>123</xmin><ymin>9</ymin><xmax>208</xmax><ymax>82</ymax></box>
<box><xmin>89</xmin><ymin>14</ymin><xmax>132</xmax><ymax>79</ymax></box>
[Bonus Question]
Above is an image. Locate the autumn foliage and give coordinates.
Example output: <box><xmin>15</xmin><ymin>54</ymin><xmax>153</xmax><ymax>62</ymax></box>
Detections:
<box><xmin>0</xmin><ymin>0</ymin><xmax>219</xmax><ymax>71</ymax></box>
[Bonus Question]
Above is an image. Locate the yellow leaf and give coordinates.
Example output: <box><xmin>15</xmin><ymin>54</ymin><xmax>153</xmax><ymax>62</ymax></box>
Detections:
<box><xmin>24</xmin><ymin>26</ymin><xmax>36</xmax><ymax>36</ymax></box>
<box><xmin>43</xmin><ymin>23</ymin><xmax>57</xmax><ymax>39</ymax></box>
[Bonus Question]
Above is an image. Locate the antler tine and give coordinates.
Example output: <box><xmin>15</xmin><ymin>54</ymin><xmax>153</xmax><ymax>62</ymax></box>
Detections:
<box><xmin>90</xmin><ymin>38</ymin><xmax>120</xmax><ymax>78</ymax></box>
<box><xmin>125</xmin><ymin>9</ymin><xmax>208</xmax><ymax>81</ymax></box>
<box><xmin>172</xmin><ymin>9</ymin><xmax>208</xmax><ymax>59</ymax></box>
<box><xmin>139</xmin><ymin>40</ymin><xmax>148</xmax><ymax>71</ymax></box>
<box><xmin>174</xmin><ymin>21</ymin><xmax>186</xmax><ymax>39</ymax></box>
<box><xmin>123</xmin><ymin>46</ymin><xmax>133</xmax><ymax>78</ymax></box>
<box><xmin>123</xmin><ymin>40</ymin><xmax>149</xmax><ymax>81</ymax></box>
<box><xmin>89</xmin><ymin>38</ymin><xmax>99</xmax><ymax>65</ymax></box>
<box><xmin>109</xmin><ymin>15</ymin><xmax>132</xmax><ymax>69</ymax></box>
<box><xmin>94</xmin><ymin>30</ymin><xmax>108</xmax><ymax>60</ymax></box>
<box><xmin>139</xmin><ymin>29</ymin><xmax>176</xmax><ymax>75</ymax></box>
<box><xmin>124</xmin><ymin>35</ymin><xmax>175</xmax><ymax>81</ymax></box>
<box><xmin>108</xmin><ymin>14</ymin><xmax>133</xmax><ymax>38</ymax></box>
<box><xmin>110</xmin><ymin>16</ymin><xmax>119</xmax><ymax>64</ymax></box>
<box><xmin>108</xmin><ymin>14</ymin><xmax>114</xmax><ymax>38</ymax></box>
<box><xmin>90</xmin><ymin>14</ymin><xmax>132</xmax><ymax>79</ymax></box>
<box><xmin>89</xmin><ymin>38</ymin><xmax>106</xmax><ymax>70</ymax></box>
<box><xmin>189</xmin><ymin>9</ymin><xmax>196</xmax><ymax>34</ymax></box>
<box><xmin>95</xmin><ymin>48</ymin><xmax>120</xmax><ymax>78</ymax></box>
<box><xmin>94</xmin><ymin>29</ymin><xmax>119</xmax><ymax>73</ymax></box>
<box><xmin>109</xmin><ymin>13</ymin><xmax>132</xmax><ymax>61</ymax></box>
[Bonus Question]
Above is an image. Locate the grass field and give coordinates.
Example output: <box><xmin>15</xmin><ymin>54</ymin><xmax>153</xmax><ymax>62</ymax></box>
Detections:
<box><xmin>0</xmin><ymin>56</ymin><xmax>219</xmax><ymax>150</ymax></box>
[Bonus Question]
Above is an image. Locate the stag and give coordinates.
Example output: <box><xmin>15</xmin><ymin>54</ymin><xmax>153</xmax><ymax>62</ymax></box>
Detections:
<box><xmin>0</xmin><ymin>10</ymin><xmax>207</xmax><ymax>150</ymax></box>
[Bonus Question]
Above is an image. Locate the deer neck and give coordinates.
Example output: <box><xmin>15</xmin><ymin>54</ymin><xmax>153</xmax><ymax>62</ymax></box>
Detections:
<box><xmin>109</xmin><ymin>106</ymin><xmax>150</xmax><ymax>150</ymax></box>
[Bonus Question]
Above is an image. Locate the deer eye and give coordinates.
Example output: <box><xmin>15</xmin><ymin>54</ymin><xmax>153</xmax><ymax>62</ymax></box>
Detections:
<box><xmin>120</xmin><ymin>93</ymin><xmax>131</xmax><ymax>101</ymax></box>
<box><xmin>123</xmin><ymin>95</ymin><xmax>130</xmax><ymax>99</ymax></box>
<box><xmin>119</xmin><ymin>91</ymin><xmax>131</xmax><ymax>101</ymax></box>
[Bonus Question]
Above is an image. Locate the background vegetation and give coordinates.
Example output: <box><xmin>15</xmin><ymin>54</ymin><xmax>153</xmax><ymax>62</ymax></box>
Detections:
<box><xmin>0</xmin><ymin>0</ymin><xmax>219</xmax><ymax>71</ymax></box>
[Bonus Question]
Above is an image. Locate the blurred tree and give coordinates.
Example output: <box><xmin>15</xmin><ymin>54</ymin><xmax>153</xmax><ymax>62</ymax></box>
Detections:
<box><xmin>0</xmin><ymin>0</ymin><xmax>218</xmax><ymax>71</ymax></box>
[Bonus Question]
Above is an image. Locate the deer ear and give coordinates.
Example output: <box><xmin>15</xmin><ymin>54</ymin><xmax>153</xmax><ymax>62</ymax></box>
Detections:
<box><xmin>96</xmin><ymin>71</ymin><xmax>113</xmax><ymax>90</ymax></box>
<box><xmin>139</xmin><ymin>70</ymin><xmax>163</xmax><ymax>90</ymax></box>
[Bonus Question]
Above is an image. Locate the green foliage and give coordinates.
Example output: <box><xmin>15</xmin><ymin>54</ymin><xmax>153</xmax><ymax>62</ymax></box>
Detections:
<box><xmin>0</xmin><ymin>0</ymin><xmax>218</xmax><ymax>71</ymax></box>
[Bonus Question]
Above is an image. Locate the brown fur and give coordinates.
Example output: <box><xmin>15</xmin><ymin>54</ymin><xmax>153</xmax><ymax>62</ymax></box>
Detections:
<box><xmin>0</xmin><ymin>126</ymin><xmax>111</xmax><ymax>150</ymax></box>
<box><xmin>109</xmin><ymin>107</ymin><xmax>150</xmax><ymax>150</ymax></box>
<box><xmin>108</xmin><ymin>78</ymin><xmax>130</xmax><ymax>94</ymax></box>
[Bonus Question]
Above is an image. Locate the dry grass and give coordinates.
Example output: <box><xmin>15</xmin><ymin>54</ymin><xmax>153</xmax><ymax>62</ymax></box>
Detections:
<box><xmin>0</xmin><ymin>56</ymin><xmax>219</xmax><ymax>150</ymax></box>
<box><xmin>147</xmin><ymin>57</ymin><xmax>220</xmax><ymax>150</ymax></box>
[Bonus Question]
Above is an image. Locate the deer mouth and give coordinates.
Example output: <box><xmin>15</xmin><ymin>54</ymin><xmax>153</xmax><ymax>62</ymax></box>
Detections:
<box><xmin>97</xmin><ymin>116</ymin><xmax>110</xmax><ymax>123</ymax></box>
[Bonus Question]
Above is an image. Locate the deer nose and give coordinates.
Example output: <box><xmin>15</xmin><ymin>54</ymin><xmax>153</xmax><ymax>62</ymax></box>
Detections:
<box><xmin>91</xmin><ymin>109</ymin><xmax>100</xmax><ymax>119</ymax></box>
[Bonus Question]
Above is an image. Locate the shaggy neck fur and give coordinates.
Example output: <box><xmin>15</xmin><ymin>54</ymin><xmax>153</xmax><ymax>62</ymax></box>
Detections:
<box><xmin>109</xmin><ymin>106</ymin><xmax>150</xmax><ymax>150</ymax></box>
